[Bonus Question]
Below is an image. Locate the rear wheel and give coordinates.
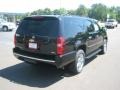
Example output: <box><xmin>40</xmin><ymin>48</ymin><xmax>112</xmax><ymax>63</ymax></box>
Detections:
<box><xmin>67</xmin><ymin>49</ymin><xmax>85</xmax><ymax>74</ymax></box>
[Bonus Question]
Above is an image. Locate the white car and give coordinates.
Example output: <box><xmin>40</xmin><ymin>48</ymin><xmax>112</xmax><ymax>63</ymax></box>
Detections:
<box><xmin>0</xmin><ymin>18</ymin><xmax>16</xmax><ymax>31</ymax></box>
<box><xmin>105</xmin><ymin>19</ymin><xmax>118</xmax><ymax>28</ymax></box>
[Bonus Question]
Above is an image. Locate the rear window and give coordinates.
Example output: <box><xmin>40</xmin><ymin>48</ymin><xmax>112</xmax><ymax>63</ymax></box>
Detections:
<box><xmin>17</xmin><ymin>17</ymin><xmax>59</xmax><ymax>37</ymax></box>
<box><xmin>107</xmin><ymin>20</ymin><xmax>115</xmax><ymax>22</ymax></box>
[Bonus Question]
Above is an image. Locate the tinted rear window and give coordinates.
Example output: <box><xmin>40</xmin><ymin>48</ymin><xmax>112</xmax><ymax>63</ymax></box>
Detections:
<box><xmin>17</xmin><ymin>17</ymin><xmax>59</xmax><ymax>37</ymax></box>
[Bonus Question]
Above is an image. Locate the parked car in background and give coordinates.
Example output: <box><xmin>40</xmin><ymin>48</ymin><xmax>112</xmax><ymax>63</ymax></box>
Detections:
<box><xmin>0</xmin><ymin>18</ymin><xmax>16</xmax><ymax>31</ymax></box>
<box><xmin>13</xmin><ymin>15</ymin><xmax>108</xmax><ymax>74</ymax></box>
<box><xmin>97</xmin><ymin>21</ymin><xmax>105</xmax><ymax>28</ymax></box>
<box><xmin>105</xmin><ymin>19</ymin><xmax>118</xmax><ymax>28</ymax></box>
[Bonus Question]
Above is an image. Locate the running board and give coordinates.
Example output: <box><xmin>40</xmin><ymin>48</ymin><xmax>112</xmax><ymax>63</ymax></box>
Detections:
<box><xmin>85</xmin><ymin>49</ymin><xmax>101</xmax><ymax>59</ymax></box>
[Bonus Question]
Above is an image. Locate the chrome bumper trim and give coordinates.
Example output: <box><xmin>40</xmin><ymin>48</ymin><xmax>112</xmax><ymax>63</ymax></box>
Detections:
<box><xmin>14</xmin><ymin>53</ymin><xmax>55</xmax><ymax>63</ymax></box>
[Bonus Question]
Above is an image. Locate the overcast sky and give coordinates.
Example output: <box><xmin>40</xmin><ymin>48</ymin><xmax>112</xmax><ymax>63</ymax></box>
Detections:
<box><xmin>0</xmin><ymin>0</ymin><xmax>119</xmax><ymax>13</ymax></box>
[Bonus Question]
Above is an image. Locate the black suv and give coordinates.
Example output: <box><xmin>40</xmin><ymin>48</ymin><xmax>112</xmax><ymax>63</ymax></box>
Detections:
<box><xmin>13</xmin><ymin>15</ymin><xmax>108</xmax><ymax>74</ymax></box>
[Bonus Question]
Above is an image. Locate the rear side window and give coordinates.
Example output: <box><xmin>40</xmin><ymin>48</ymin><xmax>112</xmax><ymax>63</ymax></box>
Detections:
<box><xmin>84</xmin><ymin>20</ymin><xmax>94</xmax><ymax>32</ymax></box>
<box><xmin>63</xmin><ymin>17</ymin><xmax>85</xmax><ymax>38</ymax></box>
<box><xmin>17</xmin><ymin>17</ymin><xmax>59</xmax><ymax>37</ymax></box>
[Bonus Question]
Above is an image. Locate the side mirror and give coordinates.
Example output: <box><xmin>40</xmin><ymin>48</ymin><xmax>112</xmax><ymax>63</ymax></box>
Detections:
<box><xmin>102</xmin><ymin>26</ymin><xmax>105</xmax><ymax>29</ymax></box>
<box><xmin>100</xmin><ymin>26</ymin><xmax>107</xmax><ymax>32</ymax></box>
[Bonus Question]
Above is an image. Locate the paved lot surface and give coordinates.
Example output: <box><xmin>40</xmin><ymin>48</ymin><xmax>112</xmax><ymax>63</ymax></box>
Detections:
<box><xmin>0</xmin><ymin>26</ymin><xmax>120</xmax><ymax>90</ymax></box>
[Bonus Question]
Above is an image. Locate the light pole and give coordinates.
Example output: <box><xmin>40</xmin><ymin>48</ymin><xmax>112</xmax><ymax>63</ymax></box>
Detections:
<box><xmin>107</xmin><ymin>14</ymin><xmax>110</xmax><ymax>21</ymax></box>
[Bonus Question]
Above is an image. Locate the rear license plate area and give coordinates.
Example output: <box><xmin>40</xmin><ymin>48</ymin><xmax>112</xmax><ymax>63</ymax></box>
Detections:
<box><xmin>28</xmin><ymin>42</ymin><xmax>37</xmax><ymax>49</ymax></box>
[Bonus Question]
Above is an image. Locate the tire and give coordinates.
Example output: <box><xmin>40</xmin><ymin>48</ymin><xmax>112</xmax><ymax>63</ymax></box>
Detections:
<box><xmin>99</xmin><ymin>39</ymin><xmax>107</xmax><ymax>54</ymax></box>
<box><xmin>67</xmin><ymin>49</ymin><xmax>85</xmax><ymax>74</ymax></box>
<box><xmin>2</xmin><ymin>26</ymin><xmax>8</xmax><ymax>32</ymax></box>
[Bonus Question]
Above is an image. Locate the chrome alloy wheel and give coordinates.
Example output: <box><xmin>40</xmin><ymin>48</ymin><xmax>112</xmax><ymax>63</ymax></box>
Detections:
<box><xmin>76</xmin><ymin>51</ymin><xmax>85</xmax><ymax>72</ymax></box>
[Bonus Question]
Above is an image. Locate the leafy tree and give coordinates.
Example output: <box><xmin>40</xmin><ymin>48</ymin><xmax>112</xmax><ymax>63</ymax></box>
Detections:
<box><xmin>53</xmin><ymin>8</ymin><xmax>67</xmax><ymax>15</ymax></box>
<box><xmin>43</xmin><ymin>8</ymin><xmax>52</xmax><ymax>15</ymax></box>
<box><xmin>37</xmin><ymin>9</ymin><xmax>44</xmax><ymax>15</ymax></box>
<box><xmin>67</xmin><ymin>10</ymin><xmax>76</xmax><ymax>15</ymax></box>
<box><xmin>108</xmin><ymin>7</ymin><xmax>117</xmax><ymax>19</ymax></box>
<box><xmin>76</xmin><ymin>5</ymin><xmax>88</xmax><ymax>16</ymax></box>
<box><xmin>31</xmin><ymin>11</ymin><xmax>38</xmax><ymax>15</ymax></box>
<box><xmin>53</xmin><ymin>9</ymin><xmax>61</xmax><ymax>15</ymax></box>
<box><xmin>88</xmin><ymin>4</ymin><xmax>108</xmax><ymax>21</ymax></box>
<box><xmin>31</xmin><ymin>9</ymin><xmax>51</xmax><ymax>15</ymax></box>
<box><xmin>116</xmin><ymin>7</ymin><xmax>120</xmax><ymax>22</ymax></box>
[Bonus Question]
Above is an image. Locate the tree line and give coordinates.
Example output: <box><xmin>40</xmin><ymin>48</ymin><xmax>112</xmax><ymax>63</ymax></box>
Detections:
<box><xmin>2</xmin><ymin>3</ymin><xmax>119</xmax><ymax>22</ymax></box>
<box><xmin>25</xmin><ymin>3</ymin><xmax>119</xmax><ymax>22</ymax></box>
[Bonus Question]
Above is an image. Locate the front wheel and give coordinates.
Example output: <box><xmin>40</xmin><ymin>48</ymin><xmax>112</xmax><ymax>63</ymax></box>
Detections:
<box><xmin>2</xmin><ymin>26</ymin><xmax>8</xmax><ymax>32</ymax></box>
<box><xmin>67</xmin><ymin>49</ymin><xmax>85</xmax><ymax>74</ymax></box>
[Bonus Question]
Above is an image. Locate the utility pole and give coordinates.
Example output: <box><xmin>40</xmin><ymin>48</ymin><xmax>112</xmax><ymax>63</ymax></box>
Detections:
<box><xmin>107</xmin><ymin>14</ymin><xmax>110</xmax><ymax>21</ymax></box>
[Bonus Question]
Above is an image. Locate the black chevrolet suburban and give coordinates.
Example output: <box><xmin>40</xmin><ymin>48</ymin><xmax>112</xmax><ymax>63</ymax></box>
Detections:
<box><xmin>13</xmin><ymin>15</ymin><xmax>108</xmax><ymax>74</ymax></box>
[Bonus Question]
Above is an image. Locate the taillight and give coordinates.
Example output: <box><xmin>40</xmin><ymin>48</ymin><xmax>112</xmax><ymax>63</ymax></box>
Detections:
<box><xmin>57</xmin><ymin>36</ymin><xmax>65</xmax><ymax>55</ymax></box>
<box><xmin>14</xmin><ymin>34</ymin><xmax>16</xmax><ymax>46</ymax></box>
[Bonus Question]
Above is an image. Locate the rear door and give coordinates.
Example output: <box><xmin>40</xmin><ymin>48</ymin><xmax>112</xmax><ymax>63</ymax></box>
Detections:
<box><xmin>92</xmin><ymin>22</ymin><xmax>104</xmax><ymax>49</ymax></box>
<box><xmin>62</xmin><ymin>17</ymin><xmax>85</xmax><ymax>54</ymax></box>
<box><xmin>85</xmin><ymin>20</ymin><xmax>98</xmax><ymax>54</ymax></box>
<box><xmin>16</xmin><ymin>17</ymin><xmax>60</xmax><ymax>55</ymax></box>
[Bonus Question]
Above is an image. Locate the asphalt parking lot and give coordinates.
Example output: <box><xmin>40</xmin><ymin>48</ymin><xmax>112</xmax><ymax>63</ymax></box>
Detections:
<box><xmin>0</xmin><ymin>26</ymin><xmax>120</xmax><ymax>90</ymax></box>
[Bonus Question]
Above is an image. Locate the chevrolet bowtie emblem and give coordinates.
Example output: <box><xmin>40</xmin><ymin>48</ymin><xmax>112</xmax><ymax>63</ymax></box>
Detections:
<box><xmin>29</xmin><ymin>39</ymin><xmax>34</xmax><ymax>42</ymax></box>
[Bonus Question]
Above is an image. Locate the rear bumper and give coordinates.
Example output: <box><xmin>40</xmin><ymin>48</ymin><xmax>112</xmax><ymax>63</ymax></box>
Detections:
<box><xmin>14</xmin><ymin>53</ymin><xmax>55</xmax><ymax>63</ymax></box>
<box><xmin>13</xmin><ymin>48</ymin><xmax>76</xmax><ymax>68</ymax></box>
